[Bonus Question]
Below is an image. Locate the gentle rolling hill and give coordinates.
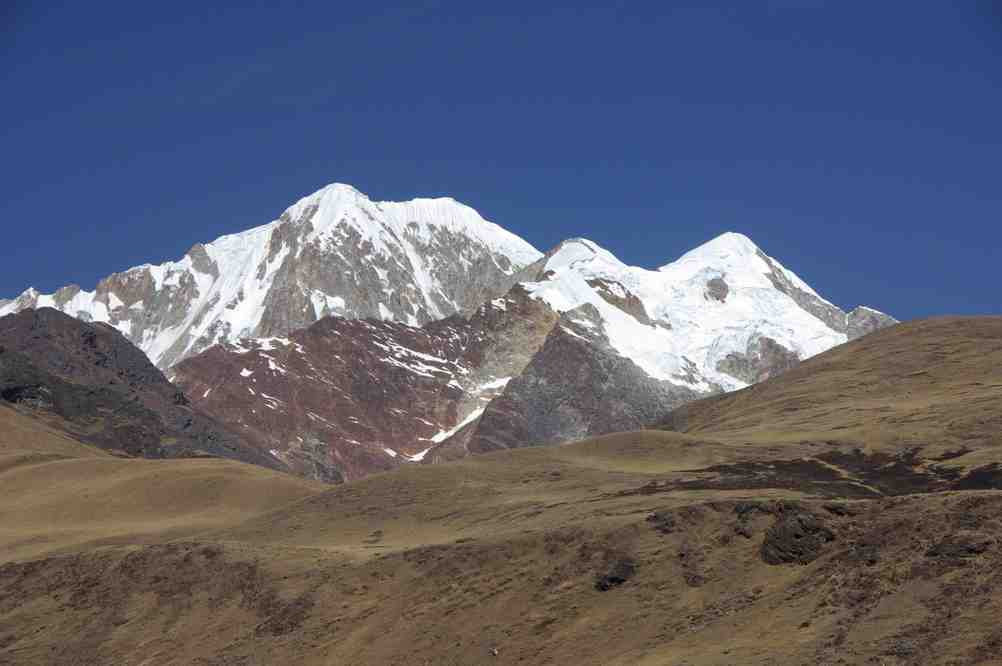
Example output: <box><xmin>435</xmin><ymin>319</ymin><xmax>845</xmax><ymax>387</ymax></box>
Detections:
<box><xmin>0</xmin><ymin>405</ymin><xmax>323</xmax><ymax>564</ymax></box>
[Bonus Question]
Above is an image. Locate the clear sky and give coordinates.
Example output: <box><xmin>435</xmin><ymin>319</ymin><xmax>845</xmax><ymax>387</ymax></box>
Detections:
<box><xmin>2</xmin><ymin>1</ymin><xmax>1000</xmax><ymax>319</ymax></box>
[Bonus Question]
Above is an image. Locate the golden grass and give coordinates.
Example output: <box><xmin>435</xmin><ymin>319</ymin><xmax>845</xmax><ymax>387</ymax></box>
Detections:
<box><xmin>2</xmin><ymin>317</ymin><xmax>1002</xmax><ymax>664</ymax></box>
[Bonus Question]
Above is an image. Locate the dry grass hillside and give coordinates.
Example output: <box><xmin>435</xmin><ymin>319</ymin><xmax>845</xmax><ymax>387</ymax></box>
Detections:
<box><xmin>0</xmin><ymin>405</ymin><xmax>322</xmax><ymax>564</ymax></box>
<box><xmin>2</xmin><ymin>317</ymin><xmax>1002</xmax><ymax>665</ymax></box>
<box><xmin>664</xmin><ymin>316</ymin><xmax>1002</xmax><ymax>456</ymax></box>
<box><xmin>0</xmin><ymin>403</ymin><xmax>110</xmax><ymax>460</ymax></box>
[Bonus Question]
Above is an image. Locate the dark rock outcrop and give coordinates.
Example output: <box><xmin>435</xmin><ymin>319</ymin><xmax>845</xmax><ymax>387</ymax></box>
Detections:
<box><xmin>705</xmin><ymin>277</ymin><xmax>729</xmax><ymax>302</ymax></box>
<box><xmin>587</xmin><ymin>278</ymin><xmax>656</xmax><ymax>325</ymax></box>
<box><xmin>595</xmin><ymin>558</ymin><xmax>637</xmax><ymax>591</ymax></box>
<box><xmin>756</xmin><ymin>249</ymin><xmax>896</xmax><ymax>339</ymax></box>
<box><xmin>716</xmin><ymin>336</ymin><xmax>801</xmax><ymax>384</ymax></box>
<box><xmin>761</xmin><ymin>506</ymin><xmax>835</xmax><ymax>565</ymax></box>
<box><xmin>925</xmin><ymin>532</ymin><xmax>994</xmax><ymax>562</ymax></box>
<box><xmin>757</xmin><ymin>250</ymin><xmax>848</xmax><ymax>332</ymax></box>
<box><xmin>847</xmin><ymin>306</ymin><xmax>898</xmax><ymax>340</ymax></box>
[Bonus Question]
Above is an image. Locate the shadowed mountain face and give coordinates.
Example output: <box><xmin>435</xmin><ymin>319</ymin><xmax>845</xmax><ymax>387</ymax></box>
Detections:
<box><xmin>0</xmin><ymin>308</ymin><xmax>277</xmax><ymax>468</ymax></box>
<box><xmin>463</xmin><ymin>305</ymin><xmax>702</xmax><ymax>455</ymax></box>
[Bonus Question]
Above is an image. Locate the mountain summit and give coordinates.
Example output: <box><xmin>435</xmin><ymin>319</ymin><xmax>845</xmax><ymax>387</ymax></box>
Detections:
<box><xmin>0</xmin><ymin>183</ymin><xmax>542</xmax><ymax>369</ymax></box>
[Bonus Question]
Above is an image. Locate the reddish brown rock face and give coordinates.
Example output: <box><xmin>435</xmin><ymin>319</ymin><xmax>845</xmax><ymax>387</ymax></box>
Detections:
<box><xmin>172</xmin><ymin>288</ymin><xmax>559</xmax><ymax>482</ymax></box>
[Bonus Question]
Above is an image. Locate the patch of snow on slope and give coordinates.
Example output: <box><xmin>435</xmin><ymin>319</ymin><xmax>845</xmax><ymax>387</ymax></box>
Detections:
<box><xmin>406</xmin><ymin>447</ymin><xmax>433</xmax><ymax>462</ymax></box>
<box><xmin>478</xmin><ymin>376</ymin><xmax>511</xmax><ymax>391</ymax></box>
<box><xmin>428</xmin><ymin>407</ymin><xmax>486</xmax><ymax>444</ymax></box>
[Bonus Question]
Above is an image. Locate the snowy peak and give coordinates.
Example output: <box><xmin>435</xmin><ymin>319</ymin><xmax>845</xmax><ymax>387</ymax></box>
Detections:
<box><xmin>285</xmin><ymin>182</ymin><xmax>540</xmax><ymax>268</ymax></box>
<box><xmin>0</xmin><ymin>183</ymin><xmax>543</xmax><ymax>369</ymax></box>
<box><xmin>657</xmin><ymin>232</ymin><xmax>818</xmax><ymax>297</ymax></box>
<box><xmin>661</xmin><ymin>231</ymin><xmax>762</xmax><ymax>268</ymax></box>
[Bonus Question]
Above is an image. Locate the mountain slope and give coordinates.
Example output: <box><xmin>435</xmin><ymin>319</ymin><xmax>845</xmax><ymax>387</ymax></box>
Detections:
<box><xmin>2</xmin><ymin>317</ymin><xmax>1001</xmax><ymax>665</ymax></box>
<box><xmin>0</xmin><ymin>183</ymin><xmax>542</xmax><ymax>369</ymax></box>
<box><xmin>0</xmin><ymin>308</ymin><xmax>275</xmax><ymax>468</ymax></box>
<box><xmin>0</xmin><ymin>400</ymin><xmax>321</xmax><ymax>565</ymax></box>
<box><xmin>171</xmin><ymin>288</ymin><xmax>557</xmax><ymax>481</ymax></box>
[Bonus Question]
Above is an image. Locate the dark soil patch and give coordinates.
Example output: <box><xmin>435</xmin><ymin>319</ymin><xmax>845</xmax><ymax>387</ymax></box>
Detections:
<box><xmin>616</xmin><ymin>447</ymin><xmax>1000</xmax><ymax>501</ymax></box>
<box><xmin>952</xmin><ymin>464</ymin><xmax>1002</xmax><ymax>490</ymax></box>
<box><xmin>615</xmin><ymin>459</ymin><xmax>878</xmax><ymax>499</ymax></box>
<box><xmin>816</xmin><ymin>448</ymin><xmax>956</xmax><ymax>495</ymax></box>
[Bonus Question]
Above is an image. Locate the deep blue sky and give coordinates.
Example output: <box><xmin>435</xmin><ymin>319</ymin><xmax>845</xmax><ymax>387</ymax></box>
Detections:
<box><xmin>2</xmin><ymin>2</ymin><xmax>1000</xmax><ymax>319</ymax></box>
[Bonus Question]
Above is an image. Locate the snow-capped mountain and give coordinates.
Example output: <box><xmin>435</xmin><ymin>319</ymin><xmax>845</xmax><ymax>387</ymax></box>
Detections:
<box><xmin>0</xmin><ymin>183</ymin><xmax>542</xmax><ymax>370</ymax></box>
<box><xmin>170</xmin><ymin>231</ymin><xmax>895</xmax><ymax>482</ymax></box>
<box><xmin>517</xmin><ymin>233</ymin><xmax>889</xmax><ymax>393</ymax></box>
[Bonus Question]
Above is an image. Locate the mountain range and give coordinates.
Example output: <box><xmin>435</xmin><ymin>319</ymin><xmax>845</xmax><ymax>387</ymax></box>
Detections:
<box><xmin>1</xmin><ymin>182</ymin><xmax>896</xmax><ymax>481</ymax></box>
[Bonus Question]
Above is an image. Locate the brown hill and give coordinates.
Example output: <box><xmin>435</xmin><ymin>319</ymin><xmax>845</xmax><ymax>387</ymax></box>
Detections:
<box><xmin>661</xmin><ymin>316</ymin><xmax>1002</xmax><ymax>477</ymax></box>
<box><xmin>1</xmin><ymin>316</ymin><xmax>1001</xmax><ymax>665</ymax></box>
